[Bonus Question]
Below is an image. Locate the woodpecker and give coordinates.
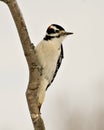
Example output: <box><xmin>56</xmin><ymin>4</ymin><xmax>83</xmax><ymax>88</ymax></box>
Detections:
<box><xmin>36</xmin><ymin>24</ymin><xmax>73</xmax><ymax>110</ymax></box>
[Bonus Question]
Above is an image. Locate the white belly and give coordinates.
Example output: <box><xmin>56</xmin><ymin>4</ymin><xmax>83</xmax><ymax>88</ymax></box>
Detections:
<box><xmin>36</xmin><ymin>41</ymin><xmax>61</xmax><ymax>82</ymax></box>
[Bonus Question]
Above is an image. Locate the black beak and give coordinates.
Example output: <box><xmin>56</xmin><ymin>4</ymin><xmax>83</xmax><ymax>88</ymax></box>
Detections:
<box><xmin>65</xmin><ymin>32</ymin><xmax>74</xmax><ymax>35</ymax></box>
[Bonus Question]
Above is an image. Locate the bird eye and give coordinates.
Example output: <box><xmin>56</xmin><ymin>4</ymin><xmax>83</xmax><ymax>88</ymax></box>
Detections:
<box><xmin>56</xmin><ymin>30</ymin><xmax>59</xmax><ymax>33</ymax></box>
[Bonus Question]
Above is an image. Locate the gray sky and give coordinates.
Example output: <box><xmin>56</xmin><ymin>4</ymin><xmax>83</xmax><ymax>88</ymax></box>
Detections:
<box><xmin>0</xmin><ymin>0</ymin><xmax>104</xmax><ymax>130</ymax></box>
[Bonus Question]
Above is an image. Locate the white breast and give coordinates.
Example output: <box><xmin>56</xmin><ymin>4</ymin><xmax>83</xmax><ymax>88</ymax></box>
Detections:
<box><xmin>36</xmin><ymin>39</ymin><xmax>61</xmax><ymax>83</ymax></box>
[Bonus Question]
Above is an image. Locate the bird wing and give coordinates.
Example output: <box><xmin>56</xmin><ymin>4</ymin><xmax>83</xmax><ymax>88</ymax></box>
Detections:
<box><xmin>46</xmin><ymin>44</ymin><xmax>64</xmax><ymax>90</ymax></box>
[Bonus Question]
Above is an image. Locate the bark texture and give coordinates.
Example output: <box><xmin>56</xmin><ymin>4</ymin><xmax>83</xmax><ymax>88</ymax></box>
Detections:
<box><xmin>0</xmin><ymin>0</ymin><xmax>45</xmax><ymax>129</ymax></box>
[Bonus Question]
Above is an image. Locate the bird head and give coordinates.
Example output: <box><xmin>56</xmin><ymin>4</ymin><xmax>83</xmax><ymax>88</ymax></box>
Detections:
<box><xmin>44</xmin><ymin>24</ymin><xmax>73</xmax><ymax>41</ymax></box>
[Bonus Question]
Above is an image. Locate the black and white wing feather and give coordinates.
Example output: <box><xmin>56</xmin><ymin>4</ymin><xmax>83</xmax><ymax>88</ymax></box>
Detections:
<box><xmin>46</xmin><ymin>44</ymin><xmax>64</xmax><ymax>90</ymax></box>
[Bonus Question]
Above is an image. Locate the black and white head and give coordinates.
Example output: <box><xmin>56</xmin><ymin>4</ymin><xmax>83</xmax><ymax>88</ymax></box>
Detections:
<box><xmin>44</xmin><ymin>24</ymin><xmax>73</xmax><ymax>41</ymax></box>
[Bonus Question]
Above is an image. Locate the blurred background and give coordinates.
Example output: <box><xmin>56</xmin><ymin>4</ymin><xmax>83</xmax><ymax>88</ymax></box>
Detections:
<box><xmin>0</xmin><ymin>0</ymin><xmax>104</xmax><ymax>129</ymax></box>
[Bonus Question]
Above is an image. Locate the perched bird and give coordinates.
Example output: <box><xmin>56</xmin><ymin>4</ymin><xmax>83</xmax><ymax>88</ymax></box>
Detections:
<box><xmin>36</xmin><ymin>24</ymin><xmax>73</xmax><ymax>110</ymax></box>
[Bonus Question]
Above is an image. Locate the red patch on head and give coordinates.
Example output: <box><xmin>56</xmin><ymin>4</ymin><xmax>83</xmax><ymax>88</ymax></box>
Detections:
<box><xmin>48</xmin><ymin>25</ymin><xmax>52</xmax><ymax>29</ymax></box>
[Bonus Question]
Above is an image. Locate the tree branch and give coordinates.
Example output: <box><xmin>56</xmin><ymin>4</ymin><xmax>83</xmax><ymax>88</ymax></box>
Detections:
<box><xmin>0</xmin><ymin>0</ymin><xmax>45</xmax><ymax>129</ymax></box>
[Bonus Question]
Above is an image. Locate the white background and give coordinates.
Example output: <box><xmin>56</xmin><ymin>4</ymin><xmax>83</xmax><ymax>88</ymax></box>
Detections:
<box><xmin>0</xmin><ymin>0</ymin><xmax>104</xmax><ymax>130</ymax></box>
